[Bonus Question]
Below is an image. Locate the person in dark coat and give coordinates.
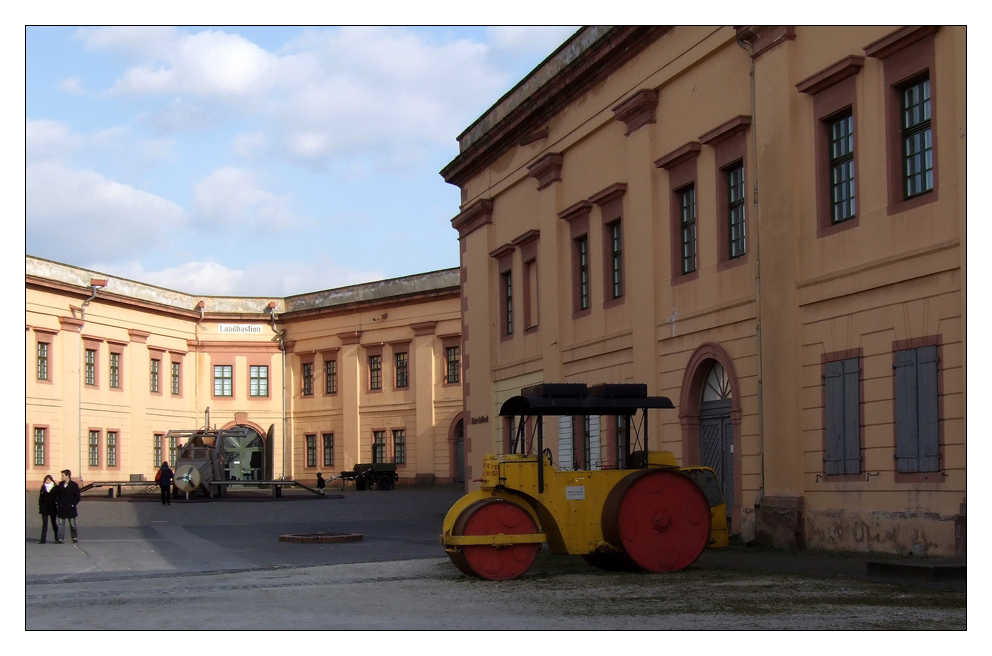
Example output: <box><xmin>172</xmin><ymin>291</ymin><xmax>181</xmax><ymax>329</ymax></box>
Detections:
<box><xmin>55</xmin><ymin>469</ymin><xmax>81</xmax><ymax>543</ymax></box>
<box><xmin>38</xmin><ymin>474</ymin><xmax>59</xmax><ymax>544</ymax></box>
<box><xmin>316</xmin><ymin>472</ymin><xmax>326</xmax><ymax>495</ymax></box>
<box><xmin>158</xmin><ymin>462</ymin><xmax>175</xmax><ymax>505</ymax></box>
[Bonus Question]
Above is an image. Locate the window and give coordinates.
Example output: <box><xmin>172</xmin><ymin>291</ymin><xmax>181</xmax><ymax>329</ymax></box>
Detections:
<box><xmin>325</xmin><ymin>360</ymin><xmax>337</xmax><ymax>394</ymax></box>
<box><xmin>824</xmin><ymin>357</ymin><xmax>861</xmax><ymax>475</ymax></box>
<box><xmin>728</xmin><ymin>165</ymin><xmax>747</xmax><ymax>256</ymax></box>
<box><xmin>894</xmin><ymin>345</ymin><xmax>939</xmax><ymax>473</ymax></box>
<box><xmin>34</xmin><ymin>427</ymin><xmax>46</xmax><ymax>466</ymax></box>
<box><xmin>109</xmin><ymin>352</ymin><xmax>121</xmax><ymax>388</ymax></box>
<box><xmin>503</xmin><ymin>271</ymin><xmax>514</xmax><ymax>335</ymax></box>
<box><xmin>901</xmin><ymin>78</ymin><xmax>933</xmax><ymax>199</ymax></box>
<box><xmin>679</xmin><ymin>186</ymin><xmax>697</xmax><ymax>274</ymax></box>
<box><xmin>89</xmin><ymin>430</ymin><xmax>100</xmax><ymax>467</ymax></box>
<box><xmin>107</xmin><ymin>431</ymin><xmax>118</xmax><ymax>468</ymax></box>
<box><xmin>213</xmin><ymin>365</ymin><xmax>233</xmax><ymax>396</ymax></box>
<box><xmin>250</xmin><ymin>365</ymin><xmax>269</xmax><ymax>397</ymax></box>
<box><xmin>373</xmin><ymin>430</ymin><xmax>387</xmax><ymax>464</ymax></box>
<box><xmin>394</xmin><ymin>352</ymin><xmax>409</xmax><ymax>388</ymax></box>
<box><xmin>322</xmin><ymin>433</ymin><xmax>334</xmax><ymax>467</ymax></box>
<box><xmin>306</xmin><ymin>434</ymin><xmax>317</xmax><ymax>467</ymax></box>
<box><xmin>37</xmin><ymin>343</ymin><xmax>49</xmax><ymax>380</ymax></box>
<box><xmin>445</xmin><ymin>347</ymin><xmax>460</xmax><ymax>384</ymax></box>
<box><xmin>153</xmin><ymin>434</ymin><xmax>163</xmax><ymax>467</ymax></box>
<box><xmin>827</xmin><ymin>113</ymin><xmax>856</xmax><ymax>222</ymax></box>
<box><xmin>168</xmin><ymin>436</ymin><xmax>178</xmax><ymax>465</ymax></box>
<box><xmin>572</xmin><ymin>416</ymin><xmax>590</xmax><ymax>470</ymax></box>
<box><xmin>85</xmin><ymin>349</ymin><xmax>96</xmax><ymax>386</ymax></box>
<box><xmin>393</xmin><ymin>429</ymin><xmax>406</xmax><ymax>464</ymax></box>
<box><xmin>150</xmin><ymin>359</ymin><xmax>160</xmax><ymax>393</ymax></box>
<box><xmin>302</xmin><ymin>362</ymin><xmax>314</xmax><ymax>396</ymax></box>
<box><xmin>576</xmin><ymin>236</ymin><xmax>590</xmax><ymax>310</ymax></box>
<box><xmin>368</xmin><ymin>355</ymin><xmax>382</xmax><ymax>391</ymax></box>
<box><xmin>608</xmin><ymin>221</ymin><xmax>623</xmax><ymax>299</ymax></box>
<box><xmin>171</xmin><ymin>362</ymin><xmax>181</xmax><ymax>395</ymax></box>
<box><xmin>524</xmin><ymin>259</ymin><xmax>539</xmax><ymax>329</ymax></box>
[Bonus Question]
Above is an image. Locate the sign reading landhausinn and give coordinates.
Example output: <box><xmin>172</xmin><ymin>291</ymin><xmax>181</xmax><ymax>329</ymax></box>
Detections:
<box><xmin>217</xmin><ymin>324</ymin><xmax>264</xmax><ymax>334</ymax></box>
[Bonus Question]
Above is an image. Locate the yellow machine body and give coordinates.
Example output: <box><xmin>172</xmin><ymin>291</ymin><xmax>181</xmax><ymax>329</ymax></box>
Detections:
<box><xmin>440</xmin><ymin>451</ymin><xmax>728</xmax><ymax>556</ymax></box>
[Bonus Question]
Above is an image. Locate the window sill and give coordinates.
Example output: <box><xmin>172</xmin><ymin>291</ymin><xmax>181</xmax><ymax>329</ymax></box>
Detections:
<box><xmin>671</xmin><ymin>270</ymin><xmax>699</xmax><ymax>287</ymax></box>
<box><xmin>887</xmin><ymin>188</ymin><xmax>938</xmax><ymax>216</ymax></box>
<box><xmin>603</xmin><ymin>296</ymin><xmax>625</xmax><ymax>311</ymax></box>
<box><xmin>717</xmin><ymin>253</ymin><xmax>749</xmax><ymax>273</ymax></box>
<box><xmin>817</xmin><ymin>215</ymin><xmax>860</xmax><ymax>239</ymax></box>
<box><xmin>894</xmin><ymin>471</ymin><xmax>945</xmax><ymax>484</ymax></box>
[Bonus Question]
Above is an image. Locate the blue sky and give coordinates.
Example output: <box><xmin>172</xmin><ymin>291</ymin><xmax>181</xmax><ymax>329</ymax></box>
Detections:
<box><xmin>25</xmin><ymin>26</ymin><xmax>579</xmax><ymax>296</ymax></box>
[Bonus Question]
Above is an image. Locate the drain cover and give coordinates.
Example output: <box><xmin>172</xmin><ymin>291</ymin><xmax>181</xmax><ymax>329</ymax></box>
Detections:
<box><xmin>279</xmin><ymin>532</ymin><xmax>363</xmax><ymax>543</ymax></box>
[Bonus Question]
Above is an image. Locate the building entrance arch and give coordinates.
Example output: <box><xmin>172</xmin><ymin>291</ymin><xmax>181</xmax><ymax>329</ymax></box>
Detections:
<box><xmin>220</xmin><ymin>420</ymin><xmax>267</xmax><ymax>481</ymax></box>
<box><xmin>448</xmin><ymin>412</ymin><xmax>468</xmax><ymax>484</ymax></box>
<box><xmin>679</xmin><ymin>343</ymin><xmax>742</xmax><ymax>532</ymax></box>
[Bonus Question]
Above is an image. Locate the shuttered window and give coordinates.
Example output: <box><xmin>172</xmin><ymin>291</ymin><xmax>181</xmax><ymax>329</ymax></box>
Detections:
<box><xmin>894</xmin><ymin>345</ymin><xmax>939</xmax><ymax>473</ymax></box>
<box><xmin>824</xmin><ymin>357</ymin><xmax>861</xmax><ymax>475</ymax></box>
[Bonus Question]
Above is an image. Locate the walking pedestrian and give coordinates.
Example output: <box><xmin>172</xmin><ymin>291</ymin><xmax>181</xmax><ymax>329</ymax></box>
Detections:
<box><xmin>55</xmin><ymin>469</ymin><xmax>81</xmax><ymax>543</ymax></box>
<box><xmin>38</xmin><ymin>474</ymin><xmax>59</xmax><ymax>544</ymax></box>
<box><xmin>158</xmin><ymin>461</ymin><xmax>175</xmax><ymax>505</ymax></box>
<box><xmin>316</xmin><ymin>472</ymin><xmax>326</xmax><ymax>496</ymax></box>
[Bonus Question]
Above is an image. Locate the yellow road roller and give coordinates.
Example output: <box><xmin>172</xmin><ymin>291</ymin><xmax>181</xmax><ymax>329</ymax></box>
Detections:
<box><xmin>441</xmin><ymin>383</ymin><xmax>727</xmax><ymax>580</ymax></box>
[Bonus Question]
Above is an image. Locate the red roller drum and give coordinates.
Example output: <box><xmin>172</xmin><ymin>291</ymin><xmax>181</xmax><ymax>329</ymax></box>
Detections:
<box><xmin>448</xmin><ymin>499</ymin><xmax>541</xmax><ymax>580</ymax></box>
<box><xmin>602</xmin><ymin>469</ymin><xmax>711</xmax><ymax>572</ymax></box>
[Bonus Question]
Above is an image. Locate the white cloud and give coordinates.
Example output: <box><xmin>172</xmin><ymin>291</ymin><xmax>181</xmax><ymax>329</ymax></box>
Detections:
<box><xmin>59</xmin><ymin>77</ymin><xmax>86</xmax><ymax>95</ymax></box>
<box><xmin>26</xmin><ymin>119</ymin><xmax>82</xmax><ymax>162</ymax></box>
<box><xmin>98</xmin><ymin>258</ymin><xmax>384</xmax><ymax>296</ymax></box>
<box><xmin>26</xmin><ymin>161</ymin><xmax>188</xmax><ymax>264</ymax></box>
<box><xmin>75</xmin><ymin>26</ymin><xmax>178</xmax><ymax>59</ymax></box>
<box><xmin>192</xmin><ymin>166</ymin><xmax>306</xmax><ymax>232</ymax></box>
<box><xmin>82</xmin><ymin>26</ymin><xmax>508</xmax><ymax>171</ymax></box>
<box><xmin>108</xmin><ymin>29</ymin><xmax>281</xmax><ymax>99</ymax></box>
<box><xmin>232</xmin><ymin>132</ymin><xmax>269</xmax><ymax>161</ymax></box>
<box><xmin>487</xmin><ymin>26</ymin><xmax>579</xmax><ymax>55</ymax></box>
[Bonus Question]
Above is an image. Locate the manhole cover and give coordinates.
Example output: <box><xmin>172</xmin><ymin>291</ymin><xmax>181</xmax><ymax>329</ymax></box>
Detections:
<box><xmin>279</xmin><ymin>532</ymin><xmax>363</xmax><ymax>543</ymax></box>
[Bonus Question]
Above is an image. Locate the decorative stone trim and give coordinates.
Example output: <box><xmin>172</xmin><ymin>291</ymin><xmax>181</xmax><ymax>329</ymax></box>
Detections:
<box><xmin>410</xmin><ymin>321</ymin><xmax>437</xmax><ymax>336</ymax></box>
<box><xmin>654</xmin><ymin>141</ymin><xmax>702</xmax><ymax>170</ymax></box>
<box><xmin>336</xmin><ymin>331</ymin><xmax>362</xmax><ymax>345</ymax></box>
<box><xmin>511</xmin><ymin>229</ymin><xmax>540</xmax><ymax>248</ymax></box>
<box><xmin>736</xmin><ymin>26</ymin><xmax>796</xmax><ymax>59</ymax></box>
<box><xmin>589</xmin><ymin>182</ymin><xmax>627</xmax><ymax>206</ymax></box>
<box><xmin>58</xmin><ymin>316</ymin><xmax>83</xmax><ymax>332</ymax></box>
<box><xmin>699</xmin><ymin>115</ymin><xmax>752</xmax><ymax>147</ymax></box>
<box><xmin>489</xmin><ymin>243</ymin><xmax>515</xmax><ymax>260</ymax></box>
<box><xmin>518</xmin><ymin>127</ymin><xmax>549</xmax><ymax>146</ymax></box>
<box><xmin>451</xmin><ymin>198</ymin><xmax>493</xmax><ymax>240</ymax></box>
<box><xmin>612</xmin><ymin>89</ymin><xmax>659</xmax><ymax>135</ymax></box>
<box><xmin>864</xmin><ymin>26</ymin><xmax>940</xmax><ymax>60</ymax></box>
<box><xmin>127</xmin><ymin>329</ymin><xmax>150</xmax><ymax>343</ymax></box>
<box><xmin>796</xmin><ymin>55</ymin><xmax>865</xmax><ymax>96</ymax></box>
<box><xmin>527</xmin><ymin>153</ymin><xmax>564</xmax><ymax>190</ymax></box>
<box><xmin>557</xmin><ymin>200</ymin><xmax>593</xmax><ymax>223</ymax></box>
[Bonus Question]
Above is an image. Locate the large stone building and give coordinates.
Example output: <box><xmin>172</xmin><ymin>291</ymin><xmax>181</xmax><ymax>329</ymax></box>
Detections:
<box><xmin>26</xmin><ymin>255</ymin><xmax>465</xmax><ymax>490</ymax></box>
<box><xmin>443</xmin><ymin>26</ymin><xmax>965</xmax><ymax>556</ymax></box>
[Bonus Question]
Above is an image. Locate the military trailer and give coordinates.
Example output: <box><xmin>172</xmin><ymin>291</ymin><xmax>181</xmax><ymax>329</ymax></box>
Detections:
<box><xmin>339</xmin><ymin>463</ymin><xmax>398</xmax><ymax>491</ymax></box>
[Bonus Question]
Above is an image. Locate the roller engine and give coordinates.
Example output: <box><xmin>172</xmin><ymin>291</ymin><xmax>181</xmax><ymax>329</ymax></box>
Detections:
<box><xmin>440</xmin><ymin>383</ymin><xmax>728</xmax><ymax>580</ymax></box>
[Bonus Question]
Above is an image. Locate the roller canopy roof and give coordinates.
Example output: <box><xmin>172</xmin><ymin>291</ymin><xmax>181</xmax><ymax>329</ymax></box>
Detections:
<box><xmin>499</xmin><ymin>383</ymin><xmax>674</xmax><ymax>417</ymax></box>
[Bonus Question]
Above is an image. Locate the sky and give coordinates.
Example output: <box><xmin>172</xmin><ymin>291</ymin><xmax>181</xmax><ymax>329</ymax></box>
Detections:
<box><xmin>25</xmin><ymin>25</ymin><xmax>579</xmax><ymax>296</ymax></box>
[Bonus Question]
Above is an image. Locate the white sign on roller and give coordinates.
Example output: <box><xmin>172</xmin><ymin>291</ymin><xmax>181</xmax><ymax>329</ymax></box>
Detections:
<box><xmin>565</xmin><ymin>485</ymin><xmax>586</xmax><ymax>500</ymax></box>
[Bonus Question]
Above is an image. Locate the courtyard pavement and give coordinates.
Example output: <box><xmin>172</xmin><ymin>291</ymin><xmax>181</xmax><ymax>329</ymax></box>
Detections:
<box><xmin>23</xmin><ymin>484</ymin><xmax>968</xmax><ymax>634</ymax></box>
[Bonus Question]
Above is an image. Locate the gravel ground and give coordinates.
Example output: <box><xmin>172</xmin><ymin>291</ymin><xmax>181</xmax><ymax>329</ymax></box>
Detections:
<box><xmin>24</xmin><ymin>486</ymin><xmax>967</xmax><ymax>631</ymax></box>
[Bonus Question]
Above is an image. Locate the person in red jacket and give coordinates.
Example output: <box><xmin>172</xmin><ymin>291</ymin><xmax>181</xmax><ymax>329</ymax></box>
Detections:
<box><xmin>55</xmin><ymin>469</ymin><xmax>81</xmax><ymax>543</ymax></box>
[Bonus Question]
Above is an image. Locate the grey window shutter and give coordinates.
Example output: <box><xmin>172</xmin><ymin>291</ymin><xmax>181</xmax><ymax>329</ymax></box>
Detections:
<box><xmin>917</xmin><ymin>345</ymin><xmax>939</xmax><ymax>472</ymax></box>
<box><xmin>894</xmin><ymin>348</ymin><xmax>919</xmax><ymax>473</ymax></box>
<box><xmin>842</xmin><ymin>357</ymin><xmax>861</xmax><ymax>474</ymax></box>
<box><xmin>823</xmin><ymin>360</ymin><xmax>844</xmax><ymax>475</ymax></box>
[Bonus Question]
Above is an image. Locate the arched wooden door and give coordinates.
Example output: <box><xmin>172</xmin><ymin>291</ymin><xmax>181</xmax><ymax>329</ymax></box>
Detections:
<box><xmin>699</xmin><ymin>362</ymin><xmax>733</xmax><ymax>530</ymax></box>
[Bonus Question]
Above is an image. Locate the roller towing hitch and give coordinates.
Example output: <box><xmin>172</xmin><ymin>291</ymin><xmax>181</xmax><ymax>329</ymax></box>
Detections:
<box><xmin>440</xmin><ymin>383</ymin><xmax>729</xmax><ymax>580</ymax></box>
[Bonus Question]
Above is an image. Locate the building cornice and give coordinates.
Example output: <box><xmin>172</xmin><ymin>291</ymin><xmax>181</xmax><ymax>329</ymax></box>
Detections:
<box><xmin>796</xmin><ymin>56</ymin><xmax>865</xmax><ymax>96</ymax></box>
<box><xmin>440</xmin><ymin>26</ymin><xmax>670</xmax><ymax>188</ymax></box>
<box><xmin>864</xmin><ymin>26</ymin><xmax>939</xmax><ymax>60</ymax></box>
